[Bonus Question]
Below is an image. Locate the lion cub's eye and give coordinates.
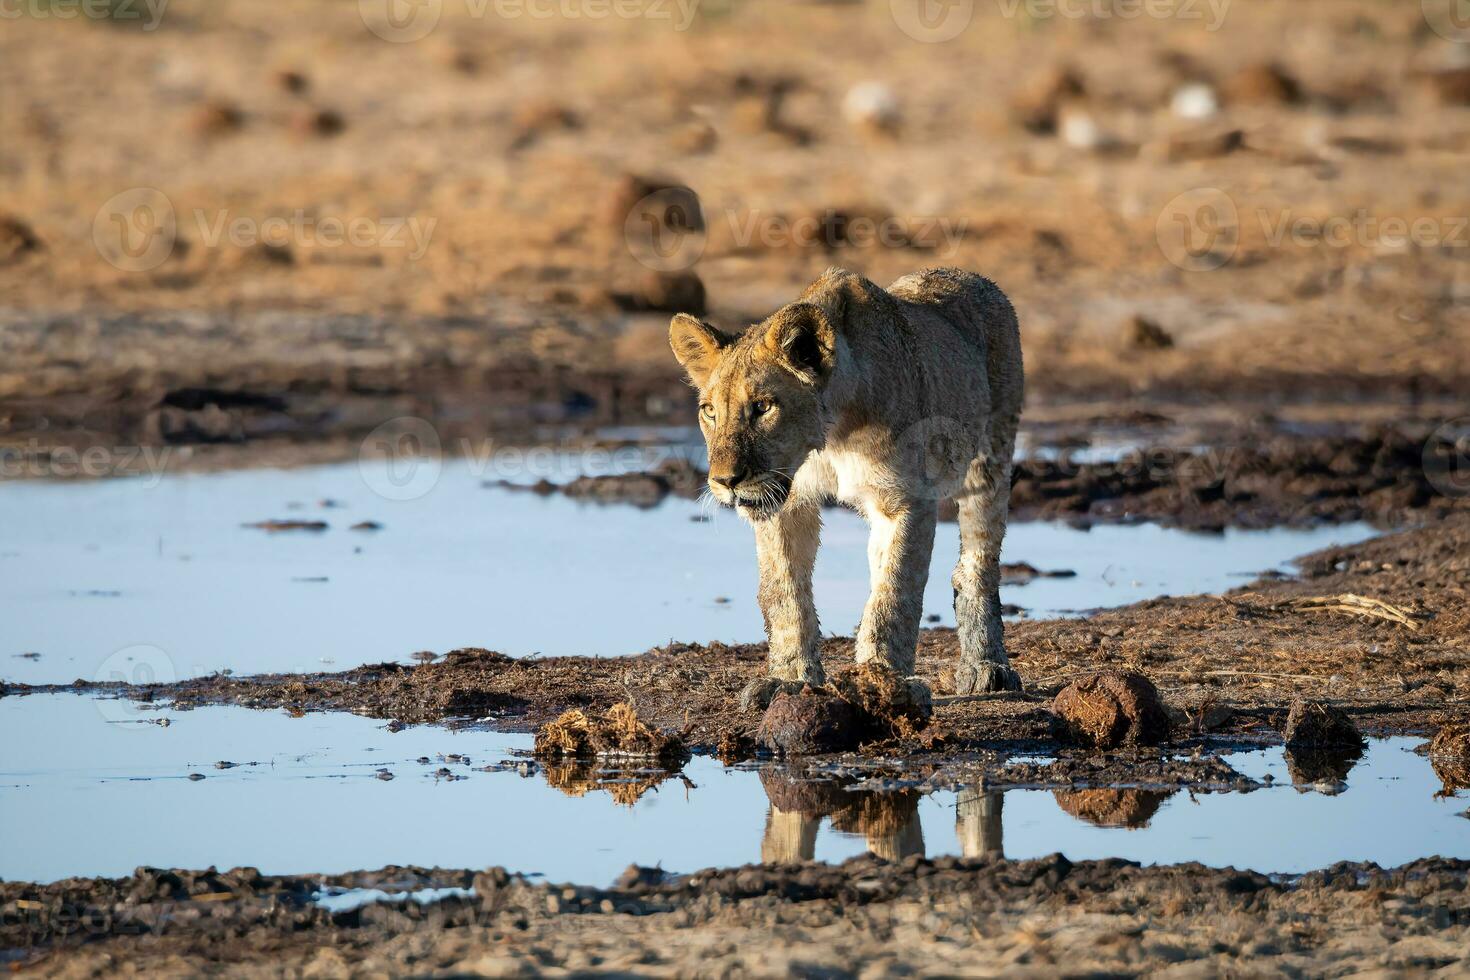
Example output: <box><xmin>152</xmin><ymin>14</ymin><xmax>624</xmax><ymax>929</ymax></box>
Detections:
<box><xmin>699</xmin><ymin>403</ymin><xmax>715</xmax><ymax>422</ymax></box>
<box><xmin>750</xmin><ymin>399</ymin><xmax>774</xmax><ymax>416</ymax></box>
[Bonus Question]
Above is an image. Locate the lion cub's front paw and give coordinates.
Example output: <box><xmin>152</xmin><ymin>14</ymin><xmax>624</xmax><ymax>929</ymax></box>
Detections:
<box><xmin>739</xmin><ymin>677</ymin><xmax>810</xmax><ymax>713</ymax></box>
<box><xmin>950</xmin><ymin>661</ymin><xmax>1023</xmax><ymax>695</ymax></box>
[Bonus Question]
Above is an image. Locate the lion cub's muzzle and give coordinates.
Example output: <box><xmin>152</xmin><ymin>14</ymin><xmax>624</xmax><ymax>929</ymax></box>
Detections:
<box><xmin>708</xmin><ymin>470</ymin><xmax>792</xmax><ymax>517</ymax></box>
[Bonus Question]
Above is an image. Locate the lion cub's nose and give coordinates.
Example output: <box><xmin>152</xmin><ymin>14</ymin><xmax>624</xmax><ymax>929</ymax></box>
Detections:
<box><xmin>711</xmin><ymin>467</ymin><xmax>749</xmax><ymax>490</ymax></box>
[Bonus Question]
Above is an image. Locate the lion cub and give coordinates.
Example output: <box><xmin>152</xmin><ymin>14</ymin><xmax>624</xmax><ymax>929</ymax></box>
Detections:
<box><xmin>670</xmin><ymin>267</ymin><xmax>1024</xmax><ymax>709</ymax></box>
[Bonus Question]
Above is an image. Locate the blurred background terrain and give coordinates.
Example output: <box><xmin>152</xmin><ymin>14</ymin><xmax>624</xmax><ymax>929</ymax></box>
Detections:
<box><xmin>1</xmin><ymin>0</ymin><xmax>1468</xmax><ymax>466</ymax></box>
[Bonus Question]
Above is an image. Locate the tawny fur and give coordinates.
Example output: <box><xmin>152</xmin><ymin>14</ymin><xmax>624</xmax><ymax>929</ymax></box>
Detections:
<box><xmin>670</xmin><ymin>267</ymin><xmax>1025</xmax><ymax>704</ymax></box>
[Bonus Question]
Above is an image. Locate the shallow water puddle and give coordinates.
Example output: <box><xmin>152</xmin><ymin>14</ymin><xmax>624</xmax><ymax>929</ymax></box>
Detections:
<box><xmin>0</xmin><ymin>460</ymin><xmax>1375</xmax><ymax>684</ymax></box>
<box><xmin>2</xmin><ymin>696</ymin><xmax>1464</xmax><ymax>885</ymax></box>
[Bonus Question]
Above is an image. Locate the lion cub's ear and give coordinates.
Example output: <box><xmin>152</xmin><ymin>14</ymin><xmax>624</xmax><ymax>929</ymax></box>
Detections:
<box><xmin>669</xmin><ymin>313</ymin><xmax>731</xmax><ymax>388</ymax></box>
<box><xmin>763</xmin><ymin>303</ymin><xmax>836</xmax><ymax>386</ymax></box>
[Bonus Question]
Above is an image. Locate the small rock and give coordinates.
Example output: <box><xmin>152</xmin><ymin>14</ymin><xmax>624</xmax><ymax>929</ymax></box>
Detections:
<box><xmin>610</xmin><ymin>270</ymin><xmax>707</xmax><ymax>316</ymax></box>
<box><xmin>1147</xmin><ymin>127</ymin><xmax>1244</xmax><ymax>163</ymax></box>
<box><xmin>1052</xmin><ymin>672</ymin><xmax>1171</xmax><ymax>749</ymax></box>
<box><xmin>842</xmin><ymin>81</ymin><xmax>901</xmax><ymax>136</ymax></box>
<box><xmin>189</xmin><ymin>99</ymin><xmax>244</xmax><ymax>137</ymax></box>
<box><xmin>242</xmin><ymin>519</ymin><xmax>328</xmax><ymax>532</ymax></box>
<box><xmin>289</xmin><ymin>107</ymin><xmax>345</xmax><ymax>139</ymax></box>
<box><xmin>1222</xmin><ymin>63</ymin><xmax>1302</xmax><ymax>105</ymax></box>
<box><xmin>1282</xmin><ymin>699</ymin><xmax>1363</xmax><ymax>749</ymax></box>
<box><xmin>1426</xmin><ymin>67</ymin><xmax>1470</xmax><ymax>106</ymax></box>
<box><xmin>0</xmin><ymin>214</ymin><xmax>42</xmax><ymax>265</ymax></box>
<box><xmin>670</xmin><ymin>119</ymin><xmax>718</xmax><ymax>155</ymax></box>
<box><xmin>1170</xmin><ymin>82</ymin><xmax>1220</xmax><ymax>120</ymax></box>
<box><xmin>1011</xmin><ymin>65</ymin><xmax>1086</xmax><ymax>135</ymax></box>
<box><xmin>1124</xmin><ymin>315</ymin><xmax>1174</xmax><ymax>351</ymax></box>
<box><xmin>274</xmin><ymin>69</ymin><xmax>310</xmax><ymax>95</ymax></box>
<box><xmin>614</xmin><ymin>865</ymin><xmax>667</xmax><ymax>889</ymax></box>
<box><xmin>759</xmin><ymin>686</ymin><xmax>862</xmax><ymax>756</ymax></box>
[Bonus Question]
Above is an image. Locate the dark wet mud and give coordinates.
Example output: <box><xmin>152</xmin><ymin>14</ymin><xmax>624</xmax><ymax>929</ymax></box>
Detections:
<box><xmin>495</xmin><ymin>427</ymin><xmax>1470</xmax><ymax>531</ymax></box>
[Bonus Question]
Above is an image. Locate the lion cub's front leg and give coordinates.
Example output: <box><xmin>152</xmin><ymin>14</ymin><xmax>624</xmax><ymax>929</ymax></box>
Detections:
<box><xmin>854</xmin><ymin>500</ymin><xmax>936</xmax><ymax>700</ymax></box>
<box><xmin>740</xmin><ymin>499</ymin><xmax>824</xmax><ymax>712</ymax></box>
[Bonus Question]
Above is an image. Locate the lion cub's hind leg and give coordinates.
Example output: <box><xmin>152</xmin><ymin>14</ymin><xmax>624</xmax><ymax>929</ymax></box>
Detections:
<box><xmin>950</xmin><ymin>415</ymin><xmax>1023</xmax><ymax>694</ymax></box>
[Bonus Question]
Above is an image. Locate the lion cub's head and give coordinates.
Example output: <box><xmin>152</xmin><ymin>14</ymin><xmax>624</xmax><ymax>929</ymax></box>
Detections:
<box><xmin>669</xmin><ymin>303</ymin><xmax>836</xmax><ymax>518</ymax></box>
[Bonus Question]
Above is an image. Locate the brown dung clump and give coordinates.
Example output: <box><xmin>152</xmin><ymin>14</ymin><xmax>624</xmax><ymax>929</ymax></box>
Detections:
<box><xmin>533</xmin><ymin>703</ymin><xmax>685</xmax><ymax>761</ymax></box>
<box><xmin>758</xmin><ymin>687</ymin><xmax>862</xmax><ymax>756</ymax></box>
<box><xmin>1282</xmin><ymin>699</ymin><xmax>1364</xmax><ymax>749</ymax></box>
<box><xmin>830</xmin><ymin>662</ymin><xmax>933</xmax><ymax>738</ymax></box>
<box><xmin>1428</xmin><ymin>722</ymin><xmax>1470</xmax><ymax>794</ymax></box>
<box><xmin>1051</xmin><ymin>672</ymin><xmax>1171</xmax><ymax>749</ymax></box>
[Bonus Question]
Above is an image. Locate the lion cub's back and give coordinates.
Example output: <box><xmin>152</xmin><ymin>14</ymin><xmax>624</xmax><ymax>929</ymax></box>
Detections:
<box><xmin>886</xmin><ymin>267</ymin><xmax>1024</xmax><ymax>415</ymax></box>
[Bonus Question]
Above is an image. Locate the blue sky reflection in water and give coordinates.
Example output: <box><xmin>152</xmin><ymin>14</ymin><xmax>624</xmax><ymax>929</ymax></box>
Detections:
<box><xmin>0</xmin><ymin>456</ymin><xmax>1375</xmax><ymax>684</ymax></box>
<box><xmin>1</xmin><ymin>696</ymin><xmax>1465</xmax><ymax>886</ymax></box>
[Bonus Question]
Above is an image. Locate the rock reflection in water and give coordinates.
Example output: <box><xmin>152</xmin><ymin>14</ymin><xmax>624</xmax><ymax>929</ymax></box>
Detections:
<box><xmin>1052</xmin><ymin>788</ymin><xmax>1175</xmax><ymax>829</ymax></box>
<box><xmin>541</xmin><ymin>761</ymin><xmax>677</xmax><ymax>806</ymax></box>
<box><xmin>1284</xmin><ymin>745</ymin><xmax>1364</xmax><ymax>788</ymax></box>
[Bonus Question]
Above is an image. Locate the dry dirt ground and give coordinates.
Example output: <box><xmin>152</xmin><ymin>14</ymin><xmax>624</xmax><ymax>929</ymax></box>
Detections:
<box><xmin>2</xmin><ymin>0</ymin><xmax>1470</xmax><ymax>468</ymax></box>
<box><xmin>5</xmin><ymin>856</ymin><xmax>1470</xmax><ymax>977</ymax></box>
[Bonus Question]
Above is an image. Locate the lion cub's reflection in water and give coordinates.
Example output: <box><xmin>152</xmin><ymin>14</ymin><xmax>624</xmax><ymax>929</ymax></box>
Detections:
<box><xmin>759</xmin><ymin>772</ymin><xmax>1005</xmax><ymax>863</ymax></box>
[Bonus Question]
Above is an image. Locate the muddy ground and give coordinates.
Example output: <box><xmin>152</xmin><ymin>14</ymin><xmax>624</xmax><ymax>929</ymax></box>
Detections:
<box><xmin>5</xmin><ymin>856</ymin><xmax>1469</xmax><ymax>976</ymax></box>
<box><xmin>17</xmin><ymin>513</ymin><xmax>1468</xmax><ymax>768</ymax></box>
